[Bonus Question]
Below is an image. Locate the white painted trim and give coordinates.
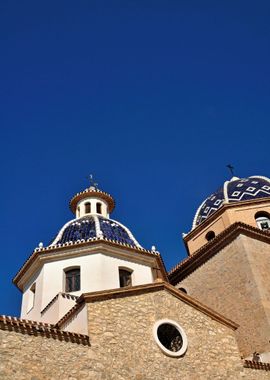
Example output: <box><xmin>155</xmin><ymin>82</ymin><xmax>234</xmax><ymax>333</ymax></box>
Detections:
<box><xmin>249</xmin><ymin>175</ymin><xmax>270</xmax><ymax>183</ymax></box>
<box><xmin>93</xmin><ymin>214</ymin><xmax>103</xmax><ymax>238</ymax></box>
<box><xmin>223</xmin><ymin>180</ymin><xmax>230</xmax><ymax>203</ymax></box>
<box><xmin>192</xmin><ymin>198</ymin><xmax>206</xmax><ymax>230</ymax></box>
<box><xmin>153</xmin><ymin>319</ymin><xmax>188</xmax><ymax>358</ymax></box>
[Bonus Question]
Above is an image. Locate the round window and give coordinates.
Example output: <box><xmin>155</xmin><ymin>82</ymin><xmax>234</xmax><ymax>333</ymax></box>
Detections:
<box><xmin>153</xmin><ymin>319</ymin><xmax>188</xmax><ymax>357</ymax></box>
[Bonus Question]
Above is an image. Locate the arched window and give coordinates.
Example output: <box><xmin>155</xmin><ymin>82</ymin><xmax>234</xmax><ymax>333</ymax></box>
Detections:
<box><xmin>85</xmin><ymin>202</ymin><xmax>91</xmax><ymax>214</ymax></box>
<box><xmin>119</xmin><ymin>268</ymin><xmax>132</xmax><ymax>287</ymax></box>
<box><xmin>255</xmin><ymin>211</ymin><xmax>270</xmax><ymax>230</ymax></box>
<box><xmin>205</xmin><ymin>230</ymin><xmax>215</xmax><ymax>241</ymax></box>
<box><xmin>96</xmin><ymin>202</ymin><xmax>102</xmax><ymax>214</ymax></box>
<box><xmin>65</xmin><ymin>268</ymin><xmax>80</xmax><ymax>292</ymax></box>
<box><xmin>77</xmin><ymin>206</ymin><xmax>80</xmax><ymax>217</ymax></box>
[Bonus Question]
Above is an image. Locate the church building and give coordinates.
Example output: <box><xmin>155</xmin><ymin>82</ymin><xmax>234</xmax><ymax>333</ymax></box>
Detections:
<box><xmin>1</xmin><ymin>175</ymin><xmax>270</xmax><ymax>379</ymax></box>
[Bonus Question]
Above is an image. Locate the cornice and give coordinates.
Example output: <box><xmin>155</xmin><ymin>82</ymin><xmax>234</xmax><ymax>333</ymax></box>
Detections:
<box><xmin>170</xmin><ymin>222</ymin><xmax>270</xmax><ymax>285</ymax></box>
<box><xmin>13</xmin><ymin>239</ymin><xmax>168</xmax><ymax>290</ymax></box>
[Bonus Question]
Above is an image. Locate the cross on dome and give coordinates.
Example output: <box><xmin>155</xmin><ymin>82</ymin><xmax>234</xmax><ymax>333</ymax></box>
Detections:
<box><xmin>88</xmin><ymin>174</ymin><xmax>98</xmax><ymax>189</ymax></box>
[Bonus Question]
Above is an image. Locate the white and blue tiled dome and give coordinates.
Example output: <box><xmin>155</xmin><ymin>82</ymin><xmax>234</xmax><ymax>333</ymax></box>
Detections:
<box><xmin>50</xmin><ymin>214</ymin><xmax>142</xmax><ymax>248</ymax></box>
<box><xmin>48</xmin><ymin>182</ymin><xmax>143</xmax><ymax>249</ymax></box>
<box><xmin>193</xmin><ymin>176</ymin><xmax>270</xmax><ymax>229</ymax></box>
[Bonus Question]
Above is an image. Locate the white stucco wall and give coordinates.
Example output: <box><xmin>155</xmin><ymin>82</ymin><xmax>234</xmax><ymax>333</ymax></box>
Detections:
<box><xmin>21</xmin><ymin>268</ymin><xmax>44</xmax><ymax>321</ymax></box>
<box><xmin>39</xmin><ymin>293</ymin><xmax>77</xmax><ymax>324</ymax></box>
<box><xmin>20</xmin><ymin>251</ymin><xmax>154</xmax><ymax>323</ymax></box>
<box><xmin>62</xmin><ymin>304</ymin><xmax>88</xmax><ymax>335</ymax></box>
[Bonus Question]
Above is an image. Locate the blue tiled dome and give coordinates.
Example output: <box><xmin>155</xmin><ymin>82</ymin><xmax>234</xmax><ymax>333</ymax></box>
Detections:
<box><xmin>193</xmin><ymin>176</ymin><xmax>270</xmax><ymax>229</ymax></box>
<box><xmin>50</xmin><ymin>215</ymin><xmax>142</xmax><ymax>248</ymax></box>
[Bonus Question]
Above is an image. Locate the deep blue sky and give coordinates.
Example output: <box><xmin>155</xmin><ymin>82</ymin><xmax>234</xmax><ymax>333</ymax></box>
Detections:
<box><xmin>1</xmin><ymin>1</ymin><xmax>270</xmax><ymax>316</ymax></box>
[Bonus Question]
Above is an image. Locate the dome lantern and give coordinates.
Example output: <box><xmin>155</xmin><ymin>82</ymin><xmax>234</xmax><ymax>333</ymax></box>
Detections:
<box><xmin>70</xmin><ymin>184</ymin><xmax>115</xmax><ymax>219</ymax></box>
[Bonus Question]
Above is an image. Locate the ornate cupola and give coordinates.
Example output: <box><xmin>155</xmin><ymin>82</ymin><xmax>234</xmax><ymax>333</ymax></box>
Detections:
<box><xmin>50</xmin><ymin>183</ymin><xmax>142</xmax><ymax>248</ymax></box>
<box><xmin>14</xmin><ymin>178</ymin><xmax>167</xmax><ymax>325</ymax></box>
<box><xmin>70</xmin><ymin>185</ymin><xmax>115</xmax><ymax>218</ymax></box>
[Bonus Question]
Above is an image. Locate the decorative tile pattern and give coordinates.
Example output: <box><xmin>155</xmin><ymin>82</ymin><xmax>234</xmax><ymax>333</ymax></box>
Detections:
<box><xmin>99</xmin><ymin>217</ymin><xmax>135</xmax><ymax>246</ymax></box>
<box><xmin>194</xmin><ymin>176</ymin><xmax>270</xmax><ymax>228</ymax></box>
<box><xmin>227</xmin><ymin>177</ymin><xmax>270</xmax><ymax>202</ymax></box>
<box><xmin>195</xmin><ymin>186</ymin><xmax>224</xmax><ymax>226</ymax></box>
<box><xmin>55</xmin><ymin>216</ymin><xmax>138</xmax><ymax>247</ymax></box>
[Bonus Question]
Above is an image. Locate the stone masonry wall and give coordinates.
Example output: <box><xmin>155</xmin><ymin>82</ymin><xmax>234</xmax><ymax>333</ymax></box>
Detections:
<box><xmin>1</xmin><ymin>287</ymin><xmax>270</xmax><ymax>379</ymax></box>
<box><xmin>86</xmin><ymin>288</ymin><xmax>269</xmax><ymax>380</ymax></box>
<box><xmin>0</xmin><ymin>329</ymin><xmax>95</xmax><ymax>379</ymax></box>
<box><xmin>178</xmin><ymin>234</ymin><xmax>270</xmax><ymax>357</ymax></box>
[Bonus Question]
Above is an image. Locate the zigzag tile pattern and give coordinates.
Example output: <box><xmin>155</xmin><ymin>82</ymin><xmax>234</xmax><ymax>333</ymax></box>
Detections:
<box><xmin>194</xmin><ymin>176</ymin><xmax>270</xmax><ymax>228</ymax></box>
<box><xmin>227</xmin><ymin>177</ymin><xmax>270</xmax><ymax>202</ymax></box>
<box><xmin>195</xmin><ymin>186</ymin><xmax>224</xmax><ymax>226</ymax></box>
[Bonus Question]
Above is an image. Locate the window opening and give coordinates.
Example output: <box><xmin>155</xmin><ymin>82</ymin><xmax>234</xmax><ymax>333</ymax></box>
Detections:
<box><xmin>153</xmin><ymin>319</ymin><xmax>188</xmax><ymax>357</ymax></box>
<box><xmin>179</xmin><ymin>287</ymin><xmax>187</xmax><ymax>294</ymax></box>
<box><xmin>158</xmin><ymin>323</ymin><xmax>183</xmax><ymax>352</ymax></box>
<box><xmin>255</xmin><ymin>211</ymin><xmax>270</xmax><ymax>231</ymax></box>
<box><xmin>96</xmin><ymin>202</ymin><xmax>102</xmax><ymax>214</ymax></box>
<box><xmin>65</xmin><ymin>268</ymin><xmax>80</xmax><ymax>292</ymax></box>
<box><xmin>85</xmin><ymin>202</ymin><xmax>91</xmax><ymax>214</ymax></box>
<box><xmin>205</xmin><ymin>230</ymin><xmax>215</xmax><ymax>241</ymax></box>
<box><xmin>119</xmin><ymin>269</ymin><xmax>132</xmax><ymax>287</ymax></box>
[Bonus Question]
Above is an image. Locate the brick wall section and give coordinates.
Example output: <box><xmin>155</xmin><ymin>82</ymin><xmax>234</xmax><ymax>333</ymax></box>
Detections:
<box><xmin>177</xmin><ymin>234</ymin><xmax>270</xmax><ymax>357</ymax></box>
<box><xmin>1</xmin><ymin>288</ymin><xmax>270</xmax><ymax>379</ymax></box>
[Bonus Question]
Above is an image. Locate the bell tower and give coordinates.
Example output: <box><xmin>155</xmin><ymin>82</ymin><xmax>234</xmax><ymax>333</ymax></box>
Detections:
<box><xmin>170</xmin><ymin>175</ymin><xmax>270</xmax><ymax>360</ymax></box>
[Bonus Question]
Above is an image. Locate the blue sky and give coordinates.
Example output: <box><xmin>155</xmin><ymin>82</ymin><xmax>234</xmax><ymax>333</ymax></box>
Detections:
<box><xmin>1</xmin><ymin>0</ymin><xmax>270</xmax><ymax>316</ymax></box>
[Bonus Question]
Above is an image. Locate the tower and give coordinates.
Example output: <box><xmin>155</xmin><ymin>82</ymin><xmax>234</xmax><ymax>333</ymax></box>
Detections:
<box><xmin>13</xmin><ymin>183</ymin><xmax>167</xmax><ymax>325</ymax></box>
<box><xmin>169</xmin><ymin>175</ymin><xmax>270</xmax><ymax>359</ymax></box>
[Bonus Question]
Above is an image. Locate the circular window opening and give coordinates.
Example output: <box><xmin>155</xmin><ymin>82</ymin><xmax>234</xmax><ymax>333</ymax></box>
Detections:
<box><xmin>205</xmin><ymin>230</ymin><xmax>215</xmax><ymax>241</ymax></box>
<box><xmin>179</xmin><ymin>287</ymin><xmax>187</xmax><ymax>294</ymax></box>
<box><xmin>255</xmin><ymin>211</ymin><xmax>270</xmax><ymax>230</ymax></box>
<box><xmin>153</xmin><ymin>319</ymin><xmax>188</xmax><ymax>357</ymax></box>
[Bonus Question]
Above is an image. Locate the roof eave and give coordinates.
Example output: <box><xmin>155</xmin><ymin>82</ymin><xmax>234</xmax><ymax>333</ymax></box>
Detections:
<box><xmin>170</xmin><ymin>222</ymin><xmax>270</xmax><ymax>284</ymax></box>
<box><xmin>13</xmin><ymin>239</ymin><xmax>167</xmax><ymax>291</ymax></box>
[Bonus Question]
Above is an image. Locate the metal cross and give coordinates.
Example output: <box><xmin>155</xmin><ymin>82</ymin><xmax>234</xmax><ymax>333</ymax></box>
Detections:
<box><xmin>226</xmin><ymin>164</ymin><xmax>235</xmax><ymax>177</ymax></box>
<box><xmin>88</xmin><ymin>174</ymin><xmax>98</xmax><ymax>188</ymax></box>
